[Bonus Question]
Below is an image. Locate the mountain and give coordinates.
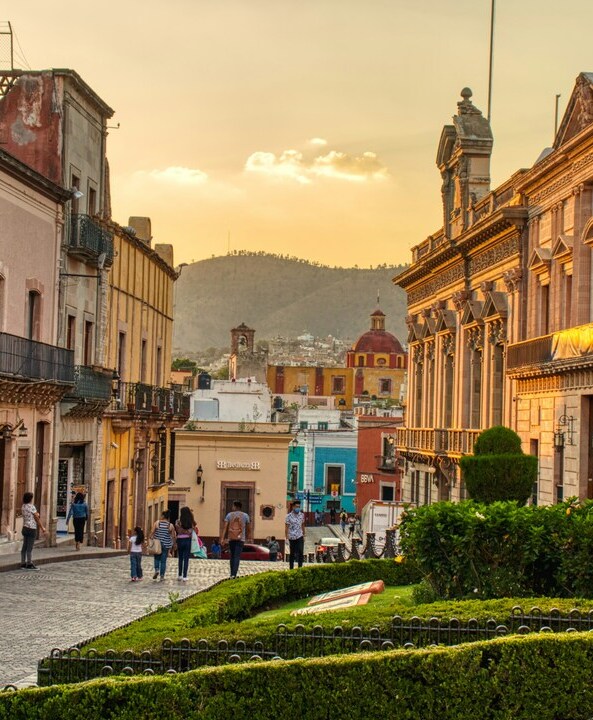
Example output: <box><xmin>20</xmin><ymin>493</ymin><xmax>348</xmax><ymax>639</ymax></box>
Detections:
<box><xmin>173</xmin><ymin>253</ymin><xmax>409</xmax><ymax>354</ymax></box>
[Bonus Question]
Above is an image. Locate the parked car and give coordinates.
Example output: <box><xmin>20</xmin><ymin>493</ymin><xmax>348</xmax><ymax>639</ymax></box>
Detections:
<box><xmin>219</xmin><ymin>543</ymin><xmax>283</xmax><ymax>562</ymax></box>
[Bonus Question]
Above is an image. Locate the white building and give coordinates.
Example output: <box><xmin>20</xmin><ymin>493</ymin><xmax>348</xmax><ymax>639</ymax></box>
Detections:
<box><xmin>189</xmin><ymin>379</ymin><xmax>272</xmax><ymax>423</ymax></box>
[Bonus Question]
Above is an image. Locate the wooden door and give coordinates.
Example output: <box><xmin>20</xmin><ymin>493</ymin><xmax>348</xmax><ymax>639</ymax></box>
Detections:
<box><xmin>105</xmin><ymin>480</ymin><xmax>115</xmax><ymax>546</ymax></box>
<box><xmin>16</xmin><ymin>449</ymin><xmax>29</xmax><ymax>516</ymax></box>
<box><xmin>34</xmin><ymin>422</ymin><xmax>45</xmax><ymax>511</ymax></box>
<box><xmin>119</xmin><ymin>477</ymin><xmax>128</xmax><ymax>546</ymax></box>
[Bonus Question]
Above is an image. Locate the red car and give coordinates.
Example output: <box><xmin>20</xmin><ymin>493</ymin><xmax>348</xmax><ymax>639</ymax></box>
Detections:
<box><xmin>219</xmin><ymin>543</ymin><xmax>282</xmax><ymax>562</ymax></box>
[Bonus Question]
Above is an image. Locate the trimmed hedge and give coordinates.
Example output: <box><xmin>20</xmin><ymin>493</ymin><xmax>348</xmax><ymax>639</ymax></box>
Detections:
<box><xmin>79</xmin><ymin>559</ymin><xmax>420</xmax><ymax>655</ymax></box>
<box><xmin>7</xmin><ymin>633</ymin><xmax>593</xmax><ymax>719</ymax></box>
<box><xmin>400</xmin><ymin>499</ymin><xmax>593</xmax><ymax>599</ymax></box>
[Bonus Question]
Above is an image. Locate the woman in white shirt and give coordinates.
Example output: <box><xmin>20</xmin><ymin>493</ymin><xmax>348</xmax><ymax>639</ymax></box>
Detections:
<box><xmin>21</xmin><ymin>492</ymin><xmax>45</xmax><ymax>570</ymax></box>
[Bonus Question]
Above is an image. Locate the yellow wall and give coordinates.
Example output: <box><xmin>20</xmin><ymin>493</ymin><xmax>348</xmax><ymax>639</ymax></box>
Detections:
<box><xmin>267</xmin><ymin>365</ymin><xmax>355</xmax><ymax>409</ymax></box>
<box><xmin>100</xmin><ymin>229</ymin><xmax>177</xmax><ymax>545</ymax></box>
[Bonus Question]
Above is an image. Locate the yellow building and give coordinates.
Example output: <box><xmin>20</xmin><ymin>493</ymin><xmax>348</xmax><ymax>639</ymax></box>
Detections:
<box><xmin>267</xmin><ymin>364</ymin><xmax>354</xmax><ymax>409</ymax></box>
<box><xmin>100</xmin><ymin>217</ymin><xmax>189</xmax><ymax>546</ymax></box>
<box><xmin>266</xmin><ymin>309</ymin><xmax>406</xmax><ymax>409</ymax></box>
<box><xmin>174</xmin><ymin>421</ymin><xmax>292</xmax><ymax>551</ymax></box>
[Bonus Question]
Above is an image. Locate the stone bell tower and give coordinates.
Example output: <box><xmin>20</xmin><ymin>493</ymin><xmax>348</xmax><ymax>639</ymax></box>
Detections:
<box><xmin>436</xmin><ymin>88</ymin><xmax>493</xmax><ymax>240</ymax></box>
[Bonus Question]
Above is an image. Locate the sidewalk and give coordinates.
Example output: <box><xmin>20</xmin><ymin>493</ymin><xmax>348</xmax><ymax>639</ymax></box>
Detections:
<box><xmin>0</xmin><ymin>539</ymin><xmax>127</xmax><ymax>573</ymax></box>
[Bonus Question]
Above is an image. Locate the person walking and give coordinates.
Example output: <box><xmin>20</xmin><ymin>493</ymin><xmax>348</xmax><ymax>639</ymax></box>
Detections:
<box><xmin>210</xmin><ymin>539</ymin><xmax>222</xmax><ymax>559</ymax></box>
<box><xmin>151</xmin><ymin>510</ymin><xmax>175</xmax><ymax>581</ymax></box>
<box><xmin>66</xmin><ymin>492</ymin><xmax>89</xmax><ymax>551</ymax></box>
<box><xmin>285</xmin><ymin>500</ymin><xmax>305</xmax><ymax>570</ymax></box>
<box><xmin>21</xmin><ymin>492</ymin><xmax>45</xmax><ymax>570</ymax></box>
<box><xmin>268</xmin><ymin>535</ymin><xmax>280</xmax><ymax>562</ymax></box>
<box><xmin>220</xmin><ymin>500</ymin><xmax>250</xmax><ymax>579</ymax></box>
<box><xmin>340</xmin><ymin>510</ymin><xmax>347</xmax><ymax>534</ymax></box>
<box><xmin>348</xmin><ymin>515</ymin><xmax>356</xmax><ymax>538</ymax></box>
<box><xmin>128</xmin><ymin>526</ymin><xmax>145</xmax><ymax>582</ymax></box>
<box><xmin>175</xmin><ymin>506</ymin><xmax>197</xmax><ymax>582</ymax></box>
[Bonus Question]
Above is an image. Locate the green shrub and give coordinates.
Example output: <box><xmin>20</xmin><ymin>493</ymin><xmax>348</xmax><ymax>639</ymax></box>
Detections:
<box><xmin>461</xmin><ymin>426</ymin><xmax>537</xmax><ymax>505</ymax></box>
<box><xmin>7</xmin><ymin>633</ymin><xmax>593</xmax><ymax>720</ymax></box>
<box><xmin>460</xmin><ymin>454</ymin><xmax>537</xmax><ymax>505</ymax></box>
<box><xmin>473</xmin><ymin>425</ymin><xmax>522</xmax><ymax>455</ymax></box>
<box><xmin>400</xmin><ymin>499</ymin><xmax>593</xmax><ymax>599</ymax></box>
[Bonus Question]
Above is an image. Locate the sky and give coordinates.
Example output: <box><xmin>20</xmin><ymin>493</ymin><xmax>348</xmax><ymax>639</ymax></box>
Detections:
<box><xmin>5</xmin><ymin>1</ymin><xmax>593</xmax><ymax>268</ymax></box>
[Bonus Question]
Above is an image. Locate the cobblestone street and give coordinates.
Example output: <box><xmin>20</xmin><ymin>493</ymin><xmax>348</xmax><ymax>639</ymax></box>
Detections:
<box><xmin>0</xmin><ymin>556</ymin><xmax>280</xmax><ymax>687</ymax></box>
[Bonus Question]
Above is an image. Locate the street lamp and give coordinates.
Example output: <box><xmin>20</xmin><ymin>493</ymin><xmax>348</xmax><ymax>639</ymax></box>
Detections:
<box><xmin>196</xmin><ymin>465</ymin><xmax>203</xmax><ymax>484</ymax></box>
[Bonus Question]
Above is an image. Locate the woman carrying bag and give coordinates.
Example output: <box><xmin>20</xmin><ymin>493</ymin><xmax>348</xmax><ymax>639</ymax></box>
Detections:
<box><xmin>150</xmin><ymin>510</ymin><xmax>175</xmax><ymax>581</ymax></box>
<box><xmin>175</xmin><ymin>506</ymin><xmax>199</xmax><ymax>581</ymax></box>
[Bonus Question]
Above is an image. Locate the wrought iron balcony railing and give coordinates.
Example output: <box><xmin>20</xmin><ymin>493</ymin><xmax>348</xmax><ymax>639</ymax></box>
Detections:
<box><xmin>67</xmin><ymin>214</ymin><xmax>114</xmax><ymax>267</ymax></box>
<box><xmin>112</xmin><ymin>381</ymin><xmax>189</xmax><ymax>418</ymax></box>
<box><xmin>0</xmin><ymin>332</ymin><xmax>74</xmax><ymax>384</ymax></box>
<box><xmin>395</xmin><ymin>427</ymin><xmax>480</xmax><ymax>456</ymax></box>
<box><xmin>64</xmin><ymin>365</ymin><xmax>112</xmax><ymax>401</ymax></box>
<box><xmin>375</xmin><ymin>455</ymin><xmax>397</xmax><ymax>473</ymax></box>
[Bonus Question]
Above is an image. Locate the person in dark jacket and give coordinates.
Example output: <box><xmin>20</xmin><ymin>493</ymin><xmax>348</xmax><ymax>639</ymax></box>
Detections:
<box><xmin>66</xmin><ymin>492</ymin><xmax>89</xmax><ymax>550</ymax></box>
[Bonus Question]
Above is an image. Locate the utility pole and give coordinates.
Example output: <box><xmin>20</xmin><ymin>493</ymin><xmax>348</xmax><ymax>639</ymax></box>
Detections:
<box><xmin>554</xmin><ymin>94</ymin><xmax>561</xmax><ymax>139</ymax></box>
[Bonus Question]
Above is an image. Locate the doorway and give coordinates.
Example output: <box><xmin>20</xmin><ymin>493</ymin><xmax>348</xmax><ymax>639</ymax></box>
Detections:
<box><xmin>119</xmin><ymin>477</ymin><xmax>128</xmax><ymax>546</ymax></box>
<box><xmin>220</xmin><ymin>483</ymin><xmax>254</xmax><ymax>539</ymax></box>
<box><xmin>105</xmin><ymin>479</ymin><xmax>115</xmax><ymax>547</ymax></box>
<box><xmin>34</xmin><ymin>422</ymin><xmax>46</xmax><ymax>512</ymax></box>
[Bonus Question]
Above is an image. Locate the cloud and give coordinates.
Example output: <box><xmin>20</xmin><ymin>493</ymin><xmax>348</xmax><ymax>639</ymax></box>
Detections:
<box><xmin>244</xmin><ymin>150</ymin><xmax>311</xmax><ymax>184</ymax></box>
<box><xmin>309</xmin><ymin>137</ymin><xmax>328</xmax><ymax>146</ymax></box>
<box><xmin>311</xmin><ymin>151</ymin><xmax>389</xmax><ymax>182</ymax></box>
<box><xmin>139</xmin><ymin>166</ymin><xmax>209</xmax><ymax>185</ymax></box>
<box><xmin>244</xmin><ymin>146</ymin><xmax>389</xmax><ymax>184</ymax></box>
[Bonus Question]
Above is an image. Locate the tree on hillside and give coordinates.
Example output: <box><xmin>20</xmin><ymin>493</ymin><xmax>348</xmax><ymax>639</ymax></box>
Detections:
<box><xmin>172</xmin><ymin>358</ymin><xmax>198</xmax><ymax>375</ymax></box>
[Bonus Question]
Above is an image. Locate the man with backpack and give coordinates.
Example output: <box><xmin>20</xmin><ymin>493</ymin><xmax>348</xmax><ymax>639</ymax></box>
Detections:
<box><xmin>220</xmin><ymin>500</ymin><xmax>251</xmax><ymax>578</ymax></box>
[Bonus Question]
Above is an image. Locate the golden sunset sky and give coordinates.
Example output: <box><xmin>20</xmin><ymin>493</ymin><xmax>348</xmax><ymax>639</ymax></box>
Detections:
<box><xmin>6</xmin><ymin>1</ymin><xmax>593</xmax><ymax>267</ymax></box>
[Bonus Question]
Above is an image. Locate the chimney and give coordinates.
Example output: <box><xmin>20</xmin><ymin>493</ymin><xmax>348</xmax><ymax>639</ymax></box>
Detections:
<box><xmin>128</xmin><ymin>216</ymin><xmax>152</xmax><ymax>245</ymax></box>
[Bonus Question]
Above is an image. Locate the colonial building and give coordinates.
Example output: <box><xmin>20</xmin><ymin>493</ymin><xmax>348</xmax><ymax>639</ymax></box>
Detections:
<box><xmin>355</xmin><ymin>415</ymin><xmax>401</xmax><ymax>513</ymax></box>
<box><xmin>101</xmin><ymin>218</ymin><xmax>188</xmax><ymax>546</ymax></box>
<box><xmin>0</xmin><ymin>150</ymin><xmax>72</xmax><ymax>547</ymax></box>
<box><xmin>506</xmin><ymin>73</ymin><xmax>593</xmax><ymax>504</ymax></box>
<box><xmin>0</xmin><ymin>67</ymin><xmax>115</xmax><ymax>543</ymax></box>
<box><xmin>345</xmin><ymin>308</ymin><xmax>407</xmax><ymax>404</ymax></box>
<box><xmin>394</xmin><ymin>88</ymin><xmax>529</xmax><ymax>503</ymax></box>
<box><xmin>174</xmin><ymin>421</ymin><xmax>292</xmax><ymax>551</ymax></box>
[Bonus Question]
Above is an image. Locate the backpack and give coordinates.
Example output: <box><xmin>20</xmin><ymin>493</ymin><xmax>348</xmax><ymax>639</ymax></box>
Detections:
<box><xmin>228</xmin><ymin>513</ymin><xmax>244</xmax><ymax>541</ymax></box>
<box><xmin>269</xmin><ymin>540</ymin><xmax>280</xmax><ymax>553</ymax></box>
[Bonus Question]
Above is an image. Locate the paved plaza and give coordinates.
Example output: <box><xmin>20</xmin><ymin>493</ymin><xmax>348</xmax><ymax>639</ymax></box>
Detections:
<box><xmin>0</xmin><ymin>556</ymin><xmax>280</xmax><ymax>687</ymax></box>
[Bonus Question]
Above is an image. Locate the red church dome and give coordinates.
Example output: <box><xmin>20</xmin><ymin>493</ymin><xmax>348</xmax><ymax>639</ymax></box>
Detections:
<box><xmin>353</xmin><ymin>330</ymin><xmax>404</xmax><ymax>354</ymax></box>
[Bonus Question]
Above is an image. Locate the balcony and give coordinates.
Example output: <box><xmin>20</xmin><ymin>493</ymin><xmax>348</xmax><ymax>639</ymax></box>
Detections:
<box><xmin>66</xmin><ymin>366</ymin><xmax>113</xmax><ymax>401</ymax></box>
<box><xmin>396</xmin><ymin>427</ymin><xmax>481</xmax><ymax>457</ymax></box>
<box><xmin>0</xmin><ymin>332</ymin><xmax>74</xmax><ymax>384</ymax></box>
<box><xmin>506</xmin><ymin>334</ymin><xmax>553</xmax><ymax>372</ymax></box>
<box><xmin>67</xmin><ymin>214</ymin><xmax>114</xmax><ymax>267</ymax></box>
<box><xmin>112</xmin><ymin>381</ymin><xmax>189</xmax><ymax>419</ymax></box>
<box><xmin>375</xmin><ymin>454</ymin><xmax>397</xmax><ymax>473</ymax></box>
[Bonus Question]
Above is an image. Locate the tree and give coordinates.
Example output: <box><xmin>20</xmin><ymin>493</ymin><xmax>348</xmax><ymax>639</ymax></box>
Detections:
<box><xmin>172</xmin><ymin>358</ymin><xmax>198</xmax><ymax>375</ymax></box>
<box><xmin>459</xmin><ymin>426</ymin><xmax>537</xmax><ymax>505</ymax></box>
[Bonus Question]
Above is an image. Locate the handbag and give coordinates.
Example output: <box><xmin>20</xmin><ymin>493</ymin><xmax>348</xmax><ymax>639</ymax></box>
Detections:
<box><xmin>147</xmin><ymin>536</ymin><xmax>162</xmax><ymax>556</ymax></box>
<box><xmin>191</xmin><ymin>530</ymin><xmax>207</xmax><ymax>559</ymax></box>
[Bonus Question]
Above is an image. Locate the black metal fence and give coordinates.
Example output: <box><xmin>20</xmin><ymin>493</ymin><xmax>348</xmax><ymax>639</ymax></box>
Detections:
<box><xmin>68</xmin><ymin>214</ymin><xmax>114</xmax><ymax>266</ymax></box>
<box><xmin>0</xmin><ymin>332</ymin><xmax>74</xmax><ymax>384</ymax></box>
<box><xmin>36</xmin><ymin>607</ymin><xmax>593</xmax><ymax>686</ymax></box>
<box><xmin>112</xmin><ymin>381</ymin><xmax>190</xmax><ymax>418</ymax></box>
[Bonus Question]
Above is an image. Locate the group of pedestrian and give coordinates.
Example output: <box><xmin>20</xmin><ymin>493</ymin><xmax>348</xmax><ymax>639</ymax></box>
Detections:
<box><xmin>127</xmin><ymin>507</ymin><xmax>201</xmax><ymax>583</ymax></box>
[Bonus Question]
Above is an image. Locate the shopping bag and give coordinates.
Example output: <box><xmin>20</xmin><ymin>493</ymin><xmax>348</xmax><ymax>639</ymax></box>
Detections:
<box><xmin>147</xmin><ymin>536</ymin><xmax>162</xmax><ymax>556</ymax></box>
<box><xmin>191</xmin><ymin>530</ymin><xmax>207</xmax><ymax>558</ymax></box>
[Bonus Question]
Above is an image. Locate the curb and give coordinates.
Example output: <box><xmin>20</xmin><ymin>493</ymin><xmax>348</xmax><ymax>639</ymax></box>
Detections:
<box><xmin>0</xmin><ymin>550</ymin><xmax>128</xmax><ymax>573</ymax></box>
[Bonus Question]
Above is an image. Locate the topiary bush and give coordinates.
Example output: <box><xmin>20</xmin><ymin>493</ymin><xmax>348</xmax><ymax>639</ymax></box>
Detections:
<box><xmin>460</xmin><ymin>426</ymin><xmax>536</xmax><ymax>504</ymax></box>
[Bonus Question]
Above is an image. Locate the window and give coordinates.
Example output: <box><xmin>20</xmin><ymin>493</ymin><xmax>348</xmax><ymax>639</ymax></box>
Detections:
<box><xmin>83</xmin><ymin>321</ymin><xmax>93</xmax><ymax>365</ymax></box>
<box><xmin>331</xmin><ymin>375</ymin><xmax>345</xmax><ymax>394</ymax></box>
<box><xmin>27</xmin><ymin>291</ymin><xmax>40</xmax><ymax>340</ymax></box>
<box><xmin>470</xmin><ymin>348</ymin><xmax>482</xmax><ymax>429</ymax></box>
<box><xmin>541</xmin><ymin>283</ymin><xmax>550</xmax><ymax>335</ymax></box>
<box><xmin>317</xmin><ymin>422</ymin><xmax>328</xmax><ymax>430</ymax></box>
<box><xmin>357</xmin><ymin>356</ymin><xmax>365</xmax><ymax>367</ymax></box>
<box><xmin>381</xmin><ymin>484</ymin><xmax>394</xmax><ymax>502</ymax></box>
<box><xmin>71</xmin><ymin>174</ymin><xmax>81</xmax><ymax>214</ymax></box>
<box><xmin>288</xmin><ymin>463</ymin><xmax>298</xmax><ymax>493</ymax></box>
<box><xmin>299</xmin><ymin>421</ymin><xmax>308</xmax><ymax>430</ymax></box>
<box><xmin>491</xmin><ymin>343</ymin><xmax>503</xmax><ymax>426</ymax></box>
<box><xmin>156</xmin><ymin>346</ymin><xmax>162</xmax><ymax>387</ymax></box>
<box><xmin>379</xmin><ymin>379</ymin><xmax>392</xmax><ymax>395</ymax></box>
<box><xmin>443</xmin><ymin>353</ymin><xmax>454</xmax><ymax>427</ymax></box>
<box><xmin>564</xmin><ymin>274</ymin><xmax>572</xmax><ymax>329</ymax></box>
<box><xmin>0</xmin><ymin>275</ymin><xmax>4</xmax><ymax>331</ymax></box>
<box><xmin>325</xmin><ymin>465</ymin><xmax>343</xmax><ymax>495</ymax></box>
<box><xmin>117</xmin><ymin>332</ymin><xmax>126</xmax><ymax>379</ymax></box>
<box><xmin>88</xmin><ymin>186</ymin><xmax>97</xmax><ymax>216</ymax></box>
<box><xmin>140</xmin><ymin>340</ymin><xmax>147</xmax><ymax>382</ymax></box>
<box><xmin>66</xmin><ymin>315</ymin><xmax>76</xmax><ymax>351</ymax></box>
<box><xmin>376</xmin><ymin>357</ymin><xmax>386</xmax><ymax>366</ymax></box>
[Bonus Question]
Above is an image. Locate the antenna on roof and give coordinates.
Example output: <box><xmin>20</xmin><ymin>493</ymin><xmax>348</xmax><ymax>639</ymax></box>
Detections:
<box><xmin>0</xmin><ymin>21</ymin><xmax>13</xmax><ymax>71</ymax></box>
<box><xmin>377</xmin><ymin>289</ymin><xmax>380</xmax><ymax>306</ymax></box>
<box><xmin>554</xmin><ymin>94</ymin><xmax>561</xmax><ymax>139</ymax></box>
<box><xmin>487</xmin><ymin>0</ymin><xmax>495</xmax><ymax>123</ymax></box>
